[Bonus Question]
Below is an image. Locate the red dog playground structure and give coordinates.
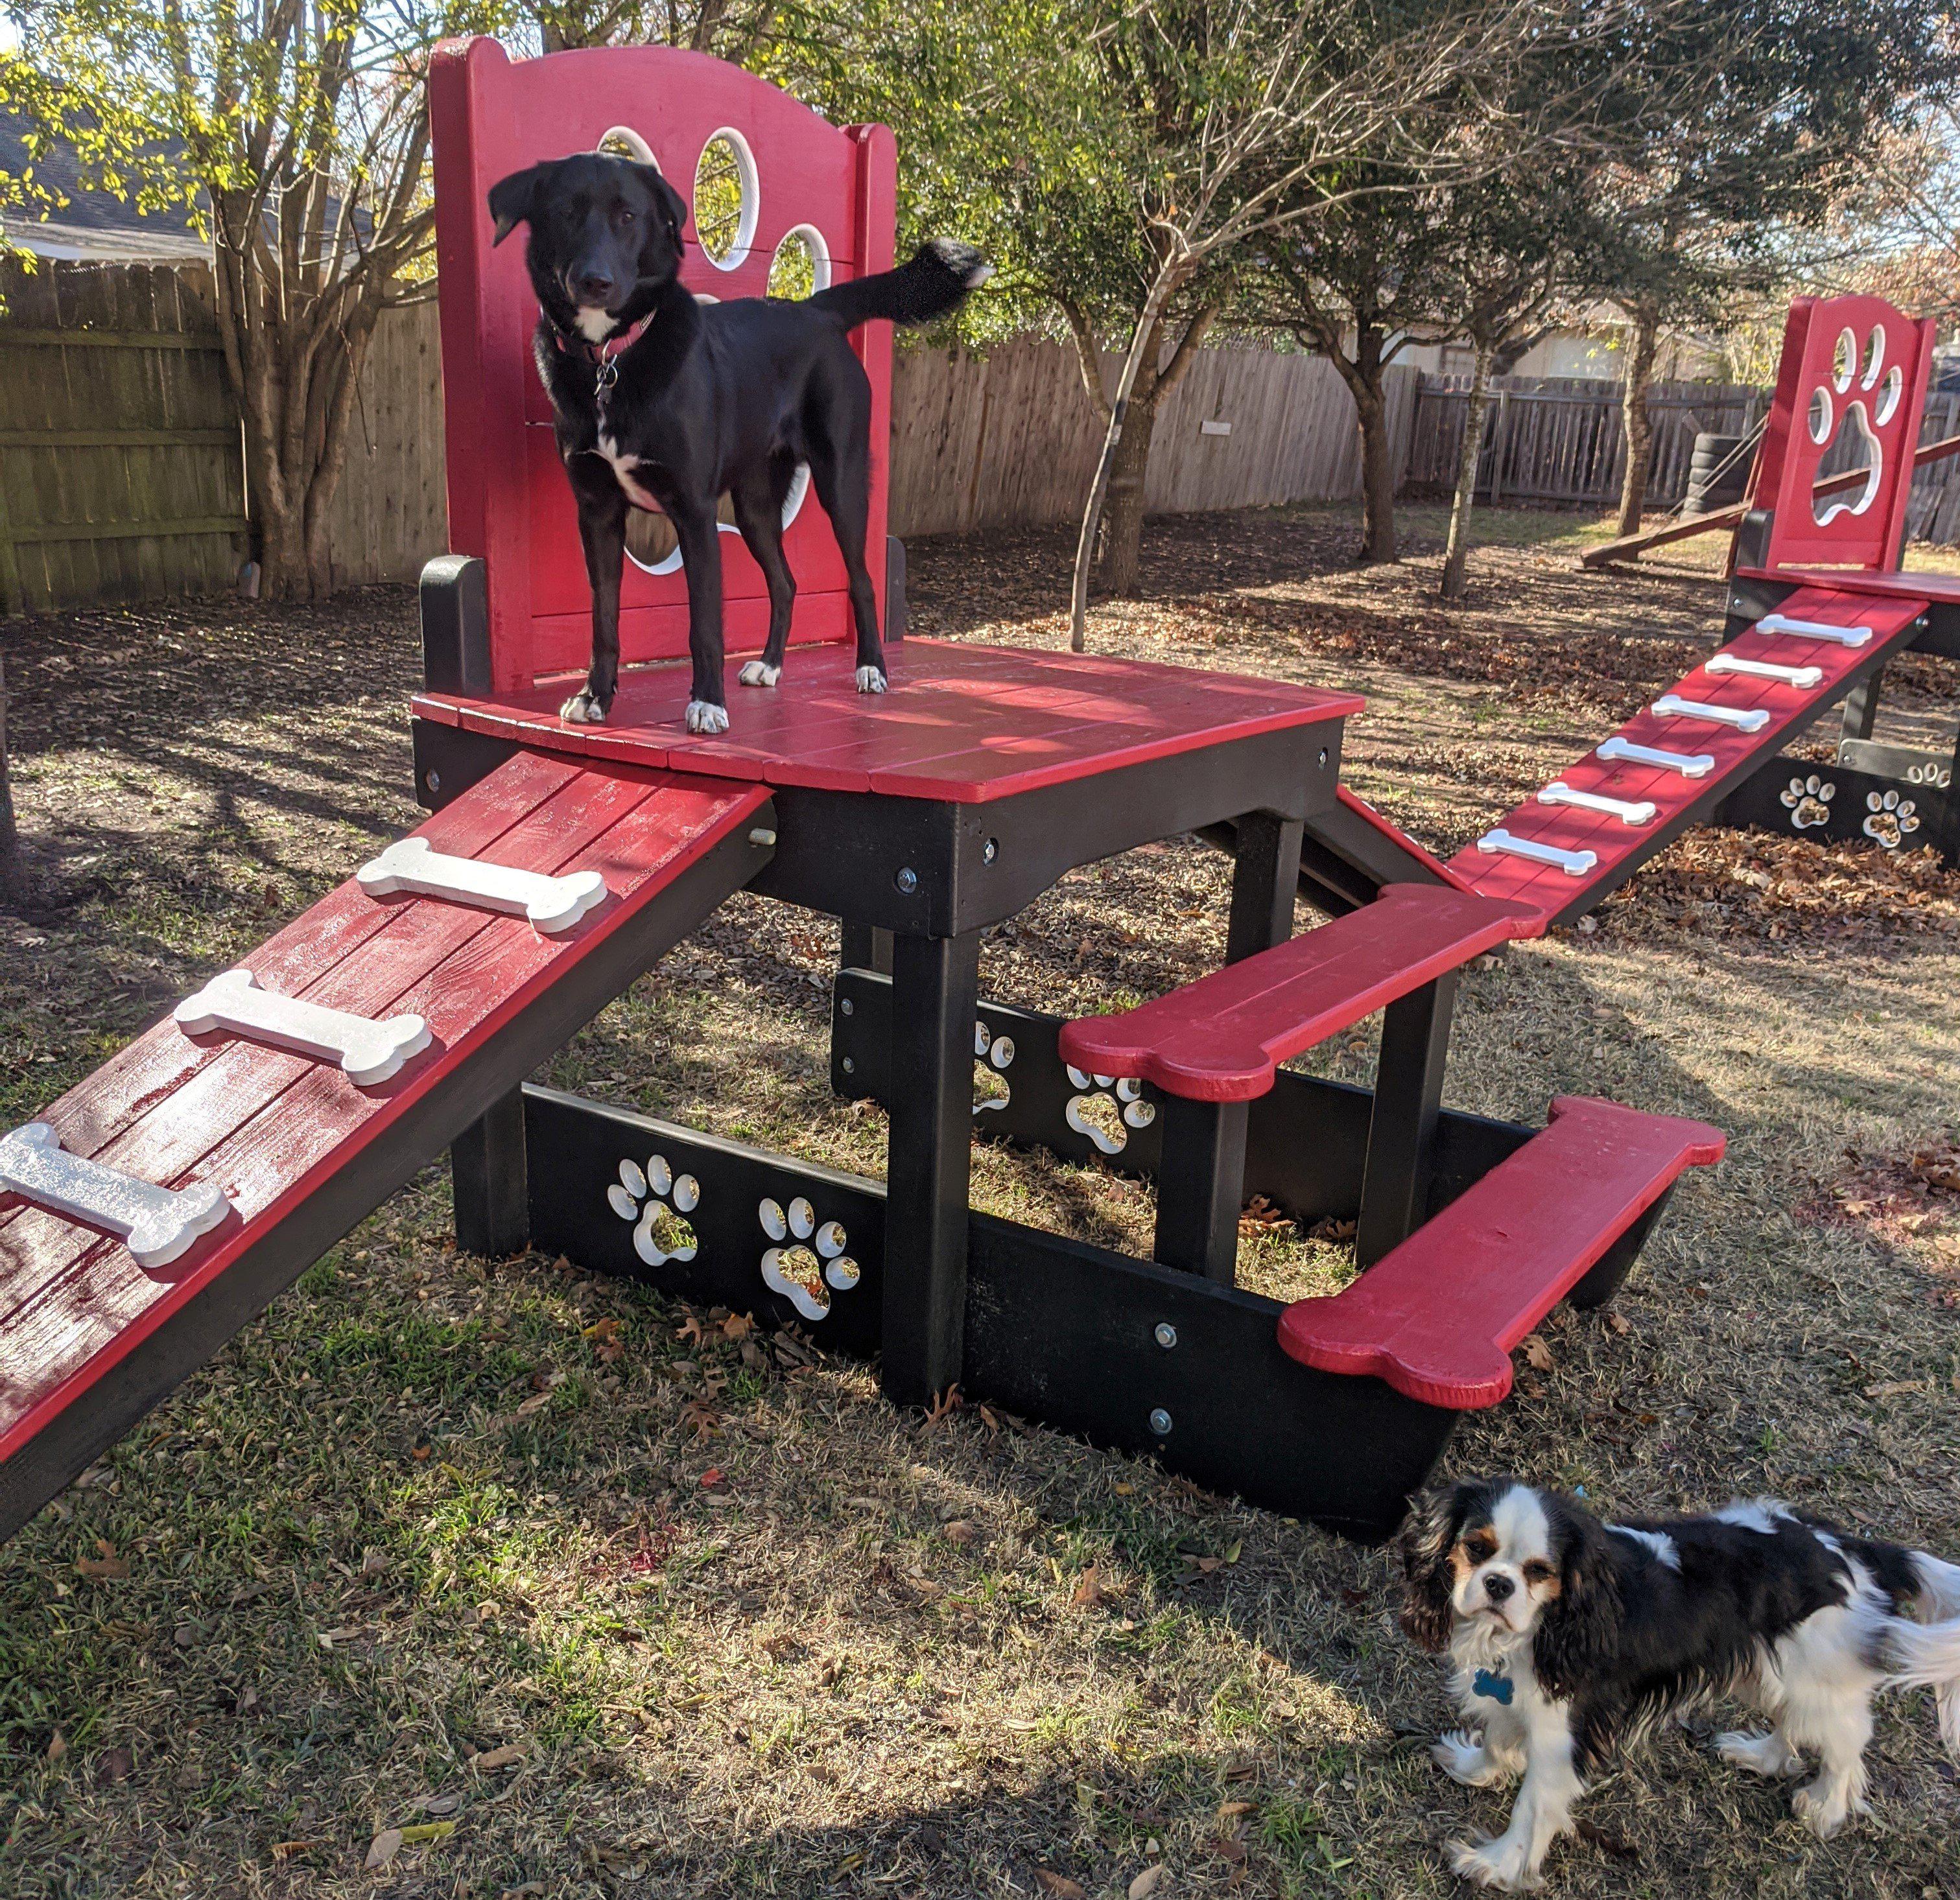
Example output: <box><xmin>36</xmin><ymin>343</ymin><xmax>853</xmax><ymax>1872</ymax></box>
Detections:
<box><xmin>15</xmin><ymin>42</ymin><xmax>1944</xmax><ymax>1547</ymax></box>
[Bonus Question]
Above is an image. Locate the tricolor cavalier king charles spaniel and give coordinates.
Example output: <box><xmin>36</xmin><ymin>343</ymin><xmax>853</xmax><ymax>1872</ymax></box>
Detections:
<box><xmin>1397</xmin><ymin>1477</ymin><xmax>1960</xmax><ymax>1890</ymax></box>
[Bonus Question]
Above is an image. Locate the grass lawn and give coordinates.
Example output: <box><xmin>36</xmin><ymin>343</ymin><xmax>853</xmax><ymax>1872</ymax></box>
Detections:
<box><xmin>1</xmin><ymin>502</ymin><xmax>1957</xmax><ymax>1897</ymax></box>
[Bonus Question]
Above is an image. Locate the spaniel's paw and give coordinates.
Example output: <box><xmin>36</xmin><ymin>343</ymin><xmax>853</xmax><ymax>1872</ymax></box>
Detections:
<box><xmin>1433</xmin><ymin>1731</ymin><xmax>1511</xmax><ymax>1788</ymax></box>
<box><xmin>1716</xmin><ymin>1730</ymin><xmax>1803</xmax><ymax>1779</ymax></box>
<box><xmin>1446</xmin><ymin>1835</ymin><xmax>1544</xmax><ymax>1892</ymax></box>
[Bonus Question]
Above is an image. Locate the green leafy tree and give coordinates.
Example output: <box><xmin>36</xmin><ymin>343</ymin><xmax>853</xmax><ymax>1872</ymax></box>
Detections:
<box><xmin>2</xmin><ymin>0</ymin><xmax>505</xmax><ymax>600</ymax></box>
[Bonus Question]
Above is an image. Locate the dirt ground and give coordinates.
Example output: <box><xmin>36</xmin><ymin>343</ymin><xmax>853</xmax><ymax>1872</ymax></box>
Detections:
<box><xmin>1</xmin><ymin>501</ymin><xmax>1958</xmax><ymax>1899</ymax></box>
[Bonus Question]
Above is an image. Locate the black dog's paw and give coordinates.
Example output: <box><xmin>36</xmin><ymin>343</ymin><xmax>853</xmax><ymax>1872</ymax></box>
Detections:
<box><xmin>685</xmin><ymin>699</ymin><xmax>731</xmax><ymax>735</ymax></box>
<box><xmin>855</xmin><ymin>666</ymin><xmax>888</xmax><ymax>696</ymax></box>
<box><xmin>738</xmin><ymin>661</ymin><xmax>781</xmax><ymax>688</ymax></box>
<box><xmin>560</xmin><ymin>687</ymin><xmax>609</xmax><ymax>725</ymax></box>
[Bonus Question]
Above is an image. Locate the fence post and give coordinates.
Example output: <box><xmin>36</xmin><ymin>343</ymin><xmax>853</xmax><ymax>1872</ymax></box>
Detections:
<box><xmin>0</xmin><ymin>654</ymin><xmax>17</xmax><ymax>878</ymax></box>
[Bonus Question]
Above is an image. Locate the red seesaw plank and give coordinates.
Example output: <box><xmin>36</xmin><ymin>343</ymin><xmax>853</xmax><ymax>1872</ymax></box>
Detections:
<box><xmin>0</xmin><ymin>761</ymin><xmax>768</xmax><ymax>1459</ymax></box>
<box><xmin>1056</xmin><ymin>884</ymin><xmax>1541</xmax><ymax>1103</ymax></box>
<box><xmin>1277</xmin><ymin>1096</ymin><xmax>1725</xmax><ymax>1407</ymax></box>
<box><xmin>1449</xmin><ymin>586</ymin><xmax>1927</xmax><ymax>919</ymax></box>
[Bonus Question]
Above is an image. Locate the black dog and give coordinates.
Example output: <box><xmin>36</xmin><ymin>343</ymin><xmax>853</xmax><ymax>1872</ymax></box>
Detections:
<box><xmin>488</xmin><ymin>152</ymin><xmax>987</xmax><ymax>732</ymax></box>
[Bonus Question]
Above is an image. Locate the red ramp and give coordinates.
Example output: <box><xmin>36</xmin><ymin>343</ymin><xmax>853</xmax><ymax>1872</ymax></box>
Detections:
<box><xmin>0</xmin><ymin>752</ymin><xmax>772</xmax><ymax>1540</ymax></box>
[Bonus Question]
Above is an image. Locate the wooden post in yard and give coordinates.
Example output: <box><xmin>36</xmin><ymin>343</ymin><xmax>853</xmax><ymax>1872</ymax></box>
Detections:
<box><xmin>0</xmin><ymin>655</ymin><xmax>16</xmax><ymax>877</ymax></box>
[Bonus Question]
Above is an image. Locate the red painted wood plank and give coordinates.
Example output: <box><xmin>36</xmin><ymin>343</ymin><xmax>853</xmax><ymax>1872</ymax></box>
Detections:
<box><xmin>1057</xmin><ymin>885</ymin><xmax>1539</xmax><ymax>1102</ymax></box>
<box><xmin>0</xmin><ymin>751</ymin><xmax>582</xmax><ymax>1212</ymax></box>
<box><xmin>1738</xmin><ymin>565</ymin><xmax>1960</xmax><ymax>606</ymax></box>
<box><xmin>0</xmin><ymin>769</ymin><xmax>767</xmax><ymax>1458</ymax></box>
<box><xmin>414</xmin><ymin>640</ymin><xmax>1365</xmax><ymax>804</ymax></box>
<box><xmin>1448</xmin><ymin>588</ymin><xmax>1927</xmax><ymax>915</ymax></box>
<box><xmin>0</xmin><ymin>762</ymin><xmax>672</xmax><ymax>1311</ymax></box>
<box><xmin>1276</xmin><ymin>1095</ymin><xmax>1725</xmax><ymax>1407</ymax></box>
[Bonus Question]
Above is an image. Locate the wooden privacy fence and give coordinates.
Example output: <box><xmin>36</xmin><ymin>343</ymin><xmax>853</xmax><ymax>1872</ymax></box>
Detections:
<box><xmin>0</xmin><ymin>258</ymin><xmax>247</xmax><ymax>615</ymax></box>
<box><xmin>1404</xmin><ymin>373</ymin><xmax>1767</xmax><ymax>509</ymax></box>
<box><xmin>888</xmin><ymin>339</ymin><xmax>1419</xmax><ymax>537</ymax></box>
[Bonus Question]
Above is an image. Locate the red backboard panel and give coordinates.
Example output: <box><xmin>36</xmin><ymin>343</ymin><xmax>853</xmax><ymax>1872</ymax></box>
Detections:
<box><xmin>429</xmin><ymin>38</ymin><xmax>895</xmax><ymax>694</ymax></box>
<box><xmin>1755</xmin><ymin>294</ymin><xmax>1935</xmax><ymax>572</ymax></box>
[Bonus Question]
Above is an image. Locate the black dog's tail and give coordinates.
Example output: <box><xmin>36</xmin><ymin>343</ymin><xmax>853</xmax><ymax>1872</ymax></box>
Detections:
<box><xmin>807</xmin><ymin>238</ymin><xmax>991</xmax><ymax>331</ymax></box>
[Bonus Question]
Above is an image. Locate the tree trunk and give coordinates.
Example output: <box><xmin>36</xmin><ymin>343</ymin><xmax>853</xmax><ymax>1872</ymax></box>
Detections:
<box><xmin>1615</xmin><ymin>301</ymin><xmax>1660</xmax><ymax>539</ymax></box>
<box><xmin>1097</xmin><ymin>388</ymin><xmax>1160</xmax><ymax>597</ymax></box>
<box><xmin>0</xmin><ymin>655</ymin><xmax>17</xmax><ymax>882</ymax></box>
<box><xmin>1441</xmin><ymin>337</ymin><xmax>1496</xmax><ymax>600</ymax></box>
<box><xmin>1330</xmin><ymin>323</ymin><xmax>1397</xmax><ymax>565</ymax></box>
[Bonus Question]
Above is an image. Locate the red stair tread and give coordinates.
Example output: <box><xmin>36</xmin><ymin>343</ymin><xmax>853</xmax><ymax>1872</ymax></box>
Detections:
<box><xmin>1277</xmin><ymin>1096</ymin><xmax>1725</xmax><ymax>1407</ymax></box>
<box><xmin>0</xmin><ymin>755</ymin><xmax>769</xmax><ymax>1462</ymax></box>
<box><xmin>1449</xmin><ymin>587</ymin><xmax>1928</xmax><ymax>919</ymax></box>
<box><xmin>1056</xmin><ymin>884</ymin><xmax>1541</xmax><ymax>1103</ymax></box>
<box><xmin>413</xmin><ymin>638</ymin><xmax>1364</xmax><ymax>804</ymax></box>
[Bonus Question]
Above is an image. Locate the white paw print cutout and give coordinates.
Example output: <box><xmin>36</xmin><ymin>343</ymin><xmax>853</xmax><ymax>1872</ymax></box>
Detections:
<box><xmin>1064</xmin><ymin>1066</ymin><xmax>1155</xmax><ymax>1156</ymax></box>
<box><xmin>758</xmin><ymin>1195</ymin><xmax>859</xmax><ymax>1322</ymax></box>
<box><xmin>606</xmin><ymin>1153</ymin><xmax>700</xmax><ymax>1266</ymax></box>
<box><xmin>1779</xmin><ymin>774</ymin><xmax>1835</xmax><ymax>830</ymax></box>
<box><xmin>1863</xmin><ymin>789</ymin><xmax>1920</xmax><ymax>849</ymax></box>
<box><xmin>973</xmin><ymin>1019</ymin><xmax>1015</xmax><ymax>1117</ymax></box>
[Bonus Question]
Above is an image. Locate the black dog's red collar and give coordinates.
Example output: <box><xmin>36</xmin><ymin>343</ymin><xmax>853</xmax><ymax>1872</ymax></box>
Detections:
<box><xmin>552</xmin><ymin>311</ymin><xmax>654</xmax><ymax>366</ymax></box>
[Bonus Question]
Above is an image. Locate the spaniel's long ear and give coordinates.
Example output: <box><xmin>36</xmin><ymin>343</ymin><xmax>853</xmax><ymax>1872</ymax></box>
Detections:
<box><xmin>1533</xmin><ymin>1497</ymin><xmax>1623</xmax><ymax>1698</ymax></box>
<box><xmin>489</xmin><ymin>163</ymin><xmax>554</xmax><ymax>246</ymax></box>
<box><xmin>1395</xmin><ymin>1484</ymin><xmax>1464</xmax><ymax>1653</ymax></box>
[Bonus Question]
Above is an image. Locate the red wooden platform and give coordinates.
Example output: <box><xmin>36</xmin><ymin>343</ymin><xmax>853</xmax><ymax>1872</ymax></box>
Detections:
<box><xmin>0</xmin><ymin>754</ymin><xmax>770</xmax><ymax>1522</ymax></box>
<box><xmin>413</xmin><ymin>639</ymin><xmax>1365</xmax><ymax>804</ymax></box>
<box><xmin>1277</xmin><ymin>1095</ymin><xmax>1725</xmax><ymax>1407</ymax></box>
<box><xmin>1058</xmin><ymin>884</ymin><xmax>1539</xmax><ymax>1101</ymax></box>
<box><xmin>1448</xmin><ymin>585</ymin><xmax>1927</xmax><ymax>921</ymax></box>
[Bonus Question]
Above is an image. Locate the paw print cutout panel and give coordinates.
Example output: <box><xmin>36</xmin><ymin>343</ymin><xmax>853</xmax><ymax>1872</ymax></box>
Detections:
<box><xmin>1756</xmin><ymin>296</ymin><xmax>1936</xmax><ymax>573</ymax></box>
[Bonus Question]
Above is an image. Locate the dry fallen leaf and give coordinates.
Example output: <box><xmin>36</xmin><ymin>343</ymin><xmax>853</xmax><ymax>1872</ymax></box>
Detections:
<box><xmin>46</xmin><ymin>1731</ymin><xmax>65</xmax><ymax>1763</ymax></box>
<box><xmin>1034</xmin><ymin>1872</ymin><xmax>1087</xmax><ymax>1898</ymax></box>
<box><xmin>720</xmin><ymin>1312</ymin><xmax>754</xmax><ymax>1339</ymax></box>
<box><xmin>1218</xmin><ymin>1799</ymin><xmax>1255</xmax><ymax>1818</ymax></box>
<box><xmin>1072</xmin><ymin>1566</ymin><xmax>1107</xmax><ymax>1608</ymax></box>
<box><xmin>1521</xmin><ymin>1334</ymin><xmax>1555</xmax><ymax>1372</ymax></box>
<box><xmin>679</xmin><ymin>1401</ymin><xmax>721</xmax><ymax>1440</ymax></box>
<box><xmin>1605</xmin><ymin>1311</ymin><xmax>1632</xmax><ymax>1336</ymax></box>
<box><xmin>364</xmin><ymin>1829</ymin><xmax>404</xmax><ymax>1871</ymax></box>
<box><xmin>925</xmin><ymin>1383</ymin><xmax>964</xmax><ymax>1425</ymax></box>
<box><xmin>943</xmin><ymin>1519</ymin><xmax>979</xmax><ymax>1546</ymax></box>
<box><xmin>1128</xmin><ymin>1867</ymin><xmax>1168</xmax><ymax>1900</ymax></box>
<box><xmin>471</xmin><ymin>1742</ymin><xmax>526</xmax><ymax>1772</ymax></box>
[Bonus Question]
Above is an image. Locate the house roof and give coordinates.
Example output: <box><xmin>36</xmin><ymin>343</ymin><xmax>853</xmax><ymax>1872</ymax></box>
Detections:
<box><xmin>0</xmin><ymin>108</ymin><xmax>209</xmax><ymax>262</ymax></box>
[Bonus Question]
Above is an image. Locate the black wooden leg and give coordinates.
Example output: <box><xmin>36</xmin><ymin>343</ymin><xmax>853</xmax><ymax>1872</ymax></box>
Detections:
<box><xmin>841</xmin><ymin>922</ymin><xmax>893</xmax><ymax>973</ymax></box>
<box><xmin>1153</xmin><ymin>1096</ymin><xmax>1249</xmax><ymax>1284</ymax></box>
<box><xmin>1226</xmin><ymin>810</ymin><xmax>1305</xmax><ymax>963</ymax></box>
<box><xmin>882</xmin><ymin>930</ymin><xmax>980</xmax><ymax>1407</ymax></box>
<box><xmin>1939</xmin><ymin>724</ymin><xmax>1960</xmax><ymax>869</ymax></box>
<box><xmin>1354</xmin><ymin>973</ymin><xmax>1456</xmax><ymax>1267</ymax></box>
<box><xmin>452</xmin><ymin>1086</ymin><xmax>529</xmax><ymax>1257</ymax></box>
<box><xmin>1839</xmin><ymin>669</ymin><xmax>1882</xmax><ymax>745</ymax></box>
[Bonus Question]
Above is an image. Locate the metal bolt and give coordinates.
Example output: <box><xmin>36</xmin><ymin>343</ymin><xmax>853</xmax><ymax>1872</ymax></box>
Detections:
<box><xmin>841</xmin><ymin>998</ymin><xmax>855</xmax><ymax>1016</ymax></box>
<box><xmin>842</xmin><ymin>1056</ymin><xmax>856</xmax><ymax>1075</ymax></box>
<box><xmin>1317</xmin><ymin>747</ymin><xmax>1328</xmax><ymax>769</ymax></box>
<box><xmin>895</xmin><ymin>866</ymin><xmax>919</xmax><ymax>894</ymax></box>
<box><xmin>748</xmin><ymin>827</ymin><xmax>777</xmax><ymax>847</ymax></box>
<box><xmin>426</xmin><ymin>769</ymin><xmax>442</xmax><ymax>793</ymax></box>
<box><xmin>1154</xmin><ymin>1322</ymin><xmax>1177</xmax><ymax>1349</ymax></box>
<box><xmin>983</xmin><ymin>837</ymin><xmax>998</xmax><ymax>865</ymax></box>
<box><xmin>1149</xmin><ymin>1407</ymin><xmax>1173</xmax><ymax>1436</ymax></box>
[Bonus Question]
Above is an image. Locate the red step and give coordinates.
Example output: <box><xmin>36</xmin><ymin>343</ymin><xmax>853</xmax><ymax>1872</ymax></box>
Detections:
<box><xmin>1056</xmin><ymin>884</ymin><xmax>1541</xmax><ymax>1102</ymax></box>
<box><xmin>1276</xmin><ymin>1096</ymin><xmax>1724</xmax><ymax>1407</ymax></box>
<box><xmin>0</xmin><ymin>753</ymin><xmax>771</xmax><ymax>1536</ymax></box>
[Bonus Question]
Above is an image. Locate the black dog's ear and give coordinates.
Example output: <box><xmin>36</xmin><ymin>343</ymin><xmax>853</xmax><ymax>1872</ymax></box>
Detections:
<box><xmin>1394</xmin><ymin>1484</ymin><xmax>1465</xmax><ymax>1653</ymax></box>
<box><xmin>1532</xmin><ymin>1496</ymin><xmax>1622</xmax><ymax>1698</ymax></box>
<box><xmin>635</xmin><ymin>165</ymin><xmax>689</xmax><ymax>249</ymax></box>
<box><xmin>488</xmin><ymin>163</ymin><xmax>554</xmax><ymax>247</ymax></box>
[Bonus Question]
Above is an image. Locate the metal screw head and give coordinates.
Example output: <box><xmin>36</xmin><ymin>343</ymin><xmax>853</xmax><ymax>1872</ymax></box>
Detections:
<box><xmin>842</xmin><ymin>1056</ymin><xmax>856</xmax><ymax>1075</ymax></box>
<box><xmin>1317</xmin><ymin>747</ymin><xmax>1328</xmax><ymax>769</ymax></box>
<box><xmin>1153</xmin><ymin>1322</ymin><xmax>1177</xmax><ymax>1350</ymax></box>
<box><xmin>895</xmin><ymin>866</ymin><xmax>919</xmax><ymax>895</ymax></box>
<box><xmin>983</xmin><ymin>837</ymin><xmax>999</xmax><ymax>865</ymax></box>
<box><xmin>841</xmin><ymin>998</ymin><xmax>855</xmax><ymax>1016</ymax></box>
<box><xmin>426</xmin><ymin>769</ymin><xmax>442</xmax><ymax>793</ymax></box>
<box><xmin>1148</xmin><ymin>1407</ymin><xmax>1173</xmax><ymax>1436</ymax></box>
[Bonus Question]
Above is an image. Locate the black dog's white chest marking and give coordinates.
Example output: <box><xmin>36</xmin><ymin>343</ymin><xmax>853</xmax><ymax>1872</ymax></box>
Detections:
<box><xmin>593</xmin><ymin>427</ymin><xmax>663</xmax><ymax>513</ymax></box>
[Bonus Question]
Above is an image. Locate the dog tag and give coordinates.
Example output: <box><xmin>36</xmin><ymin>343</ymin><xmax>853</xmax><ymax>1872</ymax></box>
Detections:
<box><xmin>357</xmin><ymin>836</ymin><xmax>607</xmax><ymax>935</ymax></box>
<box><xmin>1472</xmin><ymin>1668</ymin><xmax>1514</xmax><ymax>1706</ymax></box>
<box><xmin>0</xmin><ymin>1121</ymin><xmax>233</xmax><ymax>1270</ymax></box>
<box><xmin>174</xmin><ymin>968</ymin><xmax>431</xmax><ymax>1086</ymax></box>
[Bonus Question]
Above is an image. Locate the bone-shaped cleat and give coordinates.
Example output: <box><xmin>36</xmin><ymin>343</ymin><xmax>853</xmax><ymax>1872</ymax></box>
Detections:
<box><xmin>1537</xmin><ymin>782</ymin><xmax>1657</xmax><ymax>825</ymax></box>
<box><xmin>0</xmin><ymin>1121</ymin><xmax>233</xmax><ymax>1270</ymax></box>
<box><xmin>174</xmin><ymin>968</ymin><xmax>431</xmax><ymax>1086</ymax></box>
<box><xmin>1705</xmin><ymin>653</ymin><xmax>1824</xmax><ymax>689</ymax></box>
<box><xmin>357</xmin><ymin>836</ymin><xmax>608</xmax><ymax>934</ymax></box>
<box><xmin>1475</xmin><ymin>829</ymin><xmax>1598</xmax><ymax>876</ymax></box>
<box><xmin>1651</xmin><ymin>693</ymin><xmax>1769</xmax><ymax>733</ymax></box>
<box><xmin>1755</xmin><ymin>613</ymin><xmax>1871</xmax><ymax>647</ymax></box>
<box><xmin>1596</xmin><ymin>735</ymin><xmax>1716</xmax><ymax>778</ymax></box>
